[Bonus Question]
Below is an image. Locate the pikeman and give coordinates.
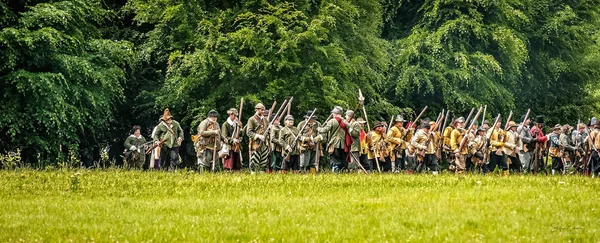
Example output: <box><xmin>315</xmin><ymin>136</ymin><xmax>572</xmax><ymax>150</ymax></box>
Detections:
<box><xmin>221</xmin><ymin>108</ymin><xmax>243</xmax><ymax>171</ymax></box>
<box><xmin>195</xmin><ymin>110</ymin><xmax>222</xmax><ymax>172</ymax></box>
<box><xmin>386</xmin><ymin>115</ymin><xmax>408</xmax><ymax>173</ymax></box>
<box><xmin>366</xmin><ymin>122</ymin><xmax>390</xmax><ymax>172</ymax></box>
<box><xmin>153</xmin><ymin>108</ymin><xmax>184</xmax><ymax>170</ymax></box>
<box><xmin>349</xmin><ymin>117</ymin><xmax>370</xmax><ymax>171</ymax></box>
<box><xmin>318</xmin><ymin>106</ymin><xmax>349</xmax><ymax>173</ymax></box>
<box><xmin>247</xmin><ymin>103</ymin><xmax>270</xmax><ymax>172</ymax></box>
<box><xmin>450</xmin><ymin>117</ymin><xmax>467</xmax><ymax>174</ymax></box>
<box><xmin>270</xmin><ymin>115</ymin><xmax>284</xmax><ymax>172</ymax></box>
<box><xmin>488</xmin><ymin>120</ymin><xmax>509</xmax><ymax>175</ymax></box>
<box><xmin>297</xmin><ymin>110</ymin><xmax>322</xmax><ymax>173</ymax></box>
<box><xmin>505</xmin><ymin>121</ymin><xmax>522</xmax><ymax>174</ymax></box>
<box><xmin>531</xmin><ymin>115</ymin><xmax>549</xmax><ymax>174</ymax></box>
<box><xmin>469</xmin><ymin>126</ymin><xmax>487</xmax><ymax>173</ymax></box>
<box><xmin>280</xmin><ymin>115</ymin><xmax>300</xmax><ymax>173</ymax></box>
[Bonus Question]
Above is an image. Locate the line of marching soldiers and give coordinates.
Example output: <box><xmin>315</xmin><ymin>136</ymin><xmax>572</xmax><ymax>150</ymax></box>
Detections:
<box><xmin>124</xmin><ymin>104</ymin><xmax>600</xmax><ymax>177</ymax></box>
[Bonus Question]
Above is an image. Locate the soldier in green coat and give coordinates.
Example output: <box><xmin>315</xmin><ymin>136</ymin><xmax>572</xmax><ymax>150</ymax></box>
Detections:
<box><xmin>318</xmin><ymin>106</ymin><xmax>348</xmax><ymax>172</ymax></box>
<box><xmin>280</xmin><ymin>115</ymin><xmax>300</xmax><ymax>172</ymax></box>
<box><xmin>153</xmin><ymin>109</ymin><xmax>184</xmax><ymax>170</ymax></box>
<box><xmin>247</xmin><ymin>103</ymin><xmax>270</xmax><ymax>172</ymax></box>
<box><xmin>195</xmin><ymin>110</ymin><xmax>221</xmax><ymax>172</ymax></box>
<box><xmin>124</xmin><ymin>125</ymin><xmax>147</xmax><ymax>169</ymax></box>
<box><xmin>270</xmin><ymin>115</ymin><xmax>284</xmax><ymax>172</ymax></box>
<box><xmin>297</xmin><ymin>110</ymin><xmax>322</xmax><ymax>173</ymax></box>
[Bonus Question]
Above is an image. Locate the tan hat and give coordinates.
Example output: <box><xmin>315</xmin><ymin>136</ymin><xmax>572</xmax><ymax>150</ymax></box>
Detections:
<box><xmin>255</xmin><ymin>103</ymin><xmax>266</xmax><ymax>110</ymax></box>
<box><xmin>553</xmin><ymin>124</ymin><xmax>562</xmax><ymax>130</ymax></box>
<box><xmin>161</xmin><ymin>108</ymin><xmax>174</xmax><ymax>121</ymax></box>
<box><xmin>507</xmin><ymin>121</ymin><xmax>518</xmax><ymax>128</ymax></box>
<box><xmin>356</xmin><ymin>117</ymin><xmax>367</xmax><ymax>123</ymax></box>
<box><xmin>227</xmin><ymin>108</ymin><xmax>238</xmax><ymax>115</ymax></box>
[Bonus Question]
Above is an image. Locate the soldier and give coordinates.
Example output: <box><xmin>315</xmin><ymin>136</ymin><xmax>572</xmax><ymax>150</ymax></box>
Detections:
<box><xmin>195</xmin><ymin>110</ymin><xmax>221</xmax><ymax>172</ymax></box>
<box><xmin>571</xmin><ymin>123</ymin><xmax>588</xmax><ymax>173</ymax></box>
<box><xmin>349</xmin><ymin>117</ymin><xmax>369</xmax><ymax>171</ymax></box>
<box><xmin>247</xmin><ymin>103</ymin><xmax>270</xmax><ymax>172</ymax></box>
<box><xmin>518</xmin><ymin>115</ymin><xmax>536</xmax><ymax>174</ymax></box>
<box><xmin>153</xmin><ymin>108</ymin><xmax>184</xmax><ymax>170</ymax></box>
<box><xmin>588</xmin><ymin>120</ymin><xmax>600</xmax><ymax>177</ymax></box>
<box><xmin>367</xmin><ymin>122</ymin><xmax>390</xmax><ymax>172</ymax></box>
<box><xmin>221</xmin><ymin>108</ymin><xmax>243</xmax><ymax>171</ymax></box>
<box><xmin>559</xmin><ymin>124</ymin><xmax>580</xmax><ymax>175</ymax></box>
<box><xmin>450</xmin><ymin>117</ymin><xmax>468</xmax><ymax>174</ymax></box>
<box><xmin>280</xmin><ymin>115</ymin><xmax>300</xmax><ymax>173</ymax></box>
<box><xmin>405</xmin><ymin>122</ymin><xmax>418</xmax><ymax>173</ymax></box>
<box><xmin>411</xmin><ymin>121</ymin><xmax>439</xmax><ymax>174</ymax></box>
<box><xmin>318</xmin><ymin>106</ymin><xmax>349</xmax><ymax>173</ymax></box>
<box><xmin>505</xmin><ymin>121</ymin><xmax>522</xmax><ymax>174</ymax></box>
<box><xmin>386</xmin><ymin>115</ymin><xmax>408</xmax><ymax>173</ymax></box>
<box><xmin>531</xmin><ymin>115</ymin><xmax>549</xmax><ymax>174</ymax></box>
<box><xmin>124</xmin><ymin>125</ymin><xmax>147</xmax><ymax>169</ymax></box>
<box><xmin>443</xmin><ymin>119</ymin><xmax>457</xmax><ymax>171</ymax></box>
<box><xmin>270</xmin><ymin>115</ymin><xmax>284</xmax><ymax>172</ymax></box>
<box><xmin>549</xmin><ymin>124</ymin><xmax>563</xmax><ymax>175</ymax></box>
<box><xmin>469</xmin><ymin>126</ymin><xmax>487</xmax><ymax>173</ymax></box>
<box><xmin>297</xmin><ymin>110</ymin><xmax>322</xmax><ymax>173</ymax></box>
<box><xmin>465</xmin><ymin>123</ymin><xmax>478</xmax><ymax>172</ymax></box>
<box><xmin>488</xmin><ymin>120</ymin><xmax>509</xmax><ymax>175</ymax></box>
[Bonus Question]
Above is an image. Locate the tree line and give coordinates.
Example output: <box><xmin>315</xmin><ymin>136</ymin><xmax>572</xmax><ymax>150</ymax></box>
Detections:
<box><xmin>1</xmin><ymin>0</ymin><xmax>599</xmax><ymax>165</ymax></box>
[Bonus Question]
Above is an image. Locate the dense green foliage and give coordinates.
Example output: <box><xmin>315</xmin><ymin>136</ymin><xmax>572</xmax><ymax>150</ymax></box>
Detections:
<box><xmin>1</xmin><ymin>171</ymin><xmax>599</xmax><ymax>241</ymax></box>
<box><xmin>1</xmin><ymin>0</ymin><xmax>600</xmax><ymax>162</ymax></box>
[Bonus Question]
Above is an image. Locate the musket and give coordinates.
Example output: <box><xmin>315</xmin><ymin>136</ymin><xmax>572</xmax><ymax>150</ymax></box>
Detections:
<box><xmin>287</xmin><ymin>97</ymin><xmax>292</xmax><ymax>116</ymax></box>
<box><xmin>517</xmin><ymin>109</ymin><xmax>531</xmax><ymax>135</ymax></box>
<box><xmin>458</xmin><ymin>107</ymin><xmax>483</xmax><ymax>152</ymax></box>
<box><xmin>212</xmin><ymin>123</ymin><xmax>223</xmax><ymax>172</ymax></box>
<box><xmin>257</xmin><ymin>99</ymin><xmax>289</xmax><ymax>149</ymax></box>
<box><xmin>419</xmin><ymin>110</ymin><xmax>444</xmax><ymax>157</ymax></box>
<box><xmin>437</xmin><ymin>109</ymin><xmax>450</xmax><ymax>158</ymax></box>
<box><xmin>267</xmin><ymin>101</ymin><xmax>277</xmax><ymax>120</ymax></box>
<box><xmin>482</xmin><ymin>114</ymin><xmax>501</xmax><ymax>166</ymax></box>
<box><xmin>145</xmin><ymin>139</ymin><xmax>167</xmax><ymax>154</ymax></box>
<box><xmin>233</xmin><ymin>98</ymin><xmax>244</xmax><ymax>153</ymax></box>
<box><xmin>349</xmin><ymin>150</ymin><xmax>369</xmax><ymax>174</ymax></box>
<box><xmin>283</xmin><ymin>109</ymin><xmax>317</xmax><ymax>161</ymax></box>
<box><xmin>401</xmin><ymin>106</ymin><xmax>428</xmax><ymax>141</ymax></box>
<box><xmin>464</xmin><ymin>107</ymin><xmax>476</xmax><ymax>126</ymax></box>
<box><xmin>358</xmin><ymin>89</ymin><xmax>370</xmax><ymax>132</ymax></box>
<box><xmin>503</xmin><ymin>111</ymin><xmax>513</xmax><ymax>131</ymax></box>
<box><xmin>481</xmin><ymin>105</ymin><xmax>487</xmax><ymax>127</ymax></box>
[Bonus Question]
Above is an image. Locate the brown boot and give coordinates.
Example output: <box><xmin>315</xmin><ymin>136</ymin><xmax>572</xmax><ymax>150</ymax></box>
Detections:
<box><xmin>310</xmin><ymin>168</ymin><xmax>317</xmax><ymax>174</ymax></box>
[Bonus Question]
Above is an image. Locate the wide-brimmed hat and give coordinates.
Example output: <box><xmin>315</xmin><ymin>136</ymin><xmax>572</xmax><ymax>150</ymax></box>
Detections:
<box><xmin>477</xmin><ymin>126</ymin><xmax>487</xmax><ymax>132</ymax></box>
<box><xmin>356</xmin><ymin>117</ymin><xmax>367</xmax><ymax>123</ymax></box>
<box><xmin>562</xmin><ymin>124</ymin><xmax>573</xmax><ymax>132</ymax></box>
<box><xmin>373</xmin><ymin>121</ymin><xmax>386</xmax><ymax>129</ymax></box>
<box><xmin>285</xmin><ymin>115</ymin><xmax>294</xmax><ymax>121</ymax></box>
<box><xmin>595</xmin><ymin>119</ymin><xmax>600</xmax><ymax>128</ymax></box>
<box><xmin>394</xmin><ymin>115</ymin><xmax>407</xmax><ymax>123</ymax></box>
<box><xmin>208</xmin><ymin>110</ymin><xmax>218</xmax><ymax>118</ymax></box>
<box><xmin>507</xmin><ymin>121</ymin><xmax>518</xmax><ymax>128</ymax></box>
<box><xmin>454</xmin><ymin>117</ymin><xmax>465</xmax><ymax>123</ymax></box>
<box><xmin>226</xmin><ymin>108</ymin><xmax>237</xmax><ymax>116</ymax></box>
<box><xmin>483</xmin><ymin>119</ymin><xmax>490</xmax><ymax>125</ymax></box>
<box><xmin>345</xmin><ymin>110</ymin><xmax>354</xmax><ymax>117</ymax></box>
<box><xmin>331</xmin><ymin>106</ymin><xmax>343</xmax><ymax>115</ymax></box>
<box><xmin>422</xmin><ymin>122</ymin><xmax>431</xmax><ymax>129</ymax></box>
<box><xmin>553</xmin><ymin>124</ymin><xmax>562</xmax><ymax>130</ymax></box>
<box><xmin>535</xmin><ymin>115</ymin><xmax>545</xmax><ymax>124</ymax></box>
<box><xmin>255</xmin><ymin>103</ymin><xmax>266</xmax><ymax>110</ymax></box>
<box><xmin>161</xmin><ymin>108</ymin><xmax>174</xmax><ymax>121</ymax></box>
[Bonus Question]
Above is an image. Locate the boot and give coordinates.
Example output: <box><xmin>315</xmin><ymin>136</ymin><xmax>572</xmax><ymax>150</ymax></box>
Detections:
<box><xmin>310</xmin><ymin>168</ymin><xmax>317</xmax><ymax>174</ymax></box>
<box><xmin>552</xmin><ymin>169</ymin><xmax>556</xmax><ymax>175</ymax></box>
<box><xmin>503</xmin><ymin>170</ymin><xmax>509</xmax><ymax>176</ymax></box>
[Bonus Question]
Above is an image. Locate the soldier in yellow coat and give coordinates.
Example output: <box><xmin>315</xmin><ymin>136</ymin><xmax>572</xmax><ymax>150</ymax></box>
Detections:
<box><xmin>367</xmin><ymin>122</ymin><xmax>391</xmax><ymax>172</ymax></box>
<box><xmin>450</xmin><ymin>117</ymin><xmax>468</xmax><ymax>174</ymax></box>
<box><xmin>488</xmin><ymin>121</ymin><xmax>509</xmax><ymax>175</ymax></box>
<box><xmin>443</xmin><ymin>119</ymin><xmax>457</xmax><ymax>170</ymax></box>
<box><xmin>386</xmin><ymin>115</ymin><xmax>408</xmax><ymax>173</ymax></box>
<box><xmin>469</xmin><ymin>126</ymin><xmax>487</xmax><ymax>173</ymax></box>
<box><xmin>411</xmin><ymin>121</ymin><xmax>440</xmax><ymax>174</ymax></box>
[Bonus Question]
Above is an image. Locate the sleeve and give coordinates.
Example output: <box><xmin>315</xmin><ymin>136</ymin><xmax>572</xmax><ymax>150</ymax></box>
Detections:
<box><xmin>350</xmin><ymin>122</ymin><xmax>361</xmax><ymax>138</ymax></box>
<box><xmin>153</xmin><ymin>125</ymin><xmax>163</xmax><ymax>141</ymax></box>
<box><xmin>559</xmin><ymin>134</ymin><xmax>576</xmax><ymax>151</ymax></box>
<box><xmin>246</xmin><ymin>118</ymin><xmax>259</xmax><ymax>139</ymax></box>
<box><xmin>199</xmin><ymin>121</ymin><xmax>214</xmax><ymax>138</ymax></box>
<box><xmin>532</xmin><ymin>127</ymin><xmax>548</xmax><ymax>143</ymax></box>
<box><xmin>124</xmin><ymin>137</ymin><xmax>133</xmax><ymax>150</ymax></box>
<box><xmin>450</xmin><ymin>131</ymin><xmax>459</xmax><ymax>151</ymax></box>
<box><xmin>490</xmin><ymin>130</ymin><xmax>504</xmax><ymax>147</ymax></box>
<box><xmin>386</xmin><ymin>127</ymin><xmax>403</xmax><ymax>145</ymax></box>
<box><xmin>221</xmin><ymin>123</ymin><xmax>232</xmax><ymax>144</ymax></box>
<box><xmin>270</xmin><ymin>128</ymin><xmax>281</xmax><ymax>147</ymax></box>
<box><xmin>520</xmin><ymin>129</ymin><xmax>533</xmax><ymax>144</ymax></box>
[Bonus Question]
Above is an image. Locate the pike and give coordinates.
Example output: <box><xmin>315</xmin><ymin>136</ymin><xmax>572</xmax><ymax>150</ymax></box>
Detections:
<box><xmin>481</xmin><ymin>105</ymin><xmax>487</xmax><ymax>127</ymax></box>
<box><xmin>437</xmin><ymin>109</ymin><xmax>451</xmax><ymax>158</ymax></box>
<box><xmin>212</xmin><ymin>123</ymin><xmax>223</xmax><ymax>172</ymax></box>
<box><xmin>402</xmin><ymin>106</ymin><xmax>428</xmax><ymax>140</ymax></box>
<box><xmin>257</xmin><ymin>99</ymin><xmax>290</xmax><ymax>149</ymax></box>
<box><xmin>267</xmin><ymin>101</ymin><xmax>277</xmax><ymax>120</ymax></box>
<box><xmin>234</xmin><ymin>98</ymin><xmax>244</xmax><ymax>164</ymax></box>
<box><xmin>458</xmin><ymin>107</ymin><xmax>483</xmax><ymax>152</ymax></box>
<box><xmin>287</xmin><ymin>97</ymin><xmax>293</xmax><ymax>116</ymax></box>
<box><xmin>517</xmin><ymin>109</ymin><xmax>531</xmax><ymax>135</ymax></box>
<box><xmin>358</xmin><ymin>89</ymin><xmax>370</xmax><ymax>132</ymax></box>
<box><xmin>283</xmin><ymin>109</ymin><xmax>317</xmax><ymax>162</ymax></box>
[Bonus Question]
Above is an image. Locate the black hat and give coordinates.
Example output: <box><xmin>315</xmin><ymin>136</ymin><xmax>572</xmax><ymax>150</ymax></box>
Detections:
<box><xmin>519</xmin><ymin>115</ymin><xmax>529</xmax><ymax>123</ymax></box>
<box><xmin>208</xmin><ymin>110</ymin><xmax>218</xmax><ymax>117</ymax></box>
<box><xmin>422</xmin><ymin>122</ymin><xmax>431</xmax><ymax>129</ymax></box>
<box><xmin>534</xmin><ymin>115</ymin><xmax>545</xmax><ymax>124</ymax></box>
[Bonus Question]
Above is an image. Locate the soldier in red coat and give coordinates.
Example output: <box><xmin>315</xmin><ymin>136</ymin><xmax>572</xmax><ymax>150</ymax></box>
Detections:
<box><xmin>530</xmin><ymin>115</ymin><xmax>549</xmax><ymax>174</ymax></box>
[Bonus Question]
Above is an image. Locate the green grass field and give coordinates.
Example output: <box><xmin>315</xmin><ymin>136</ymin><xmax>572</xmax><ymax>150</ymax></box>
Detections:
<box><xmin>1</xmin><ymin>170</ymin><xmax>598</xmax><ymax>242</ymax></box>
